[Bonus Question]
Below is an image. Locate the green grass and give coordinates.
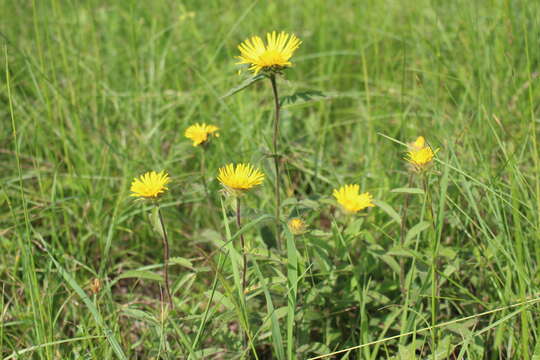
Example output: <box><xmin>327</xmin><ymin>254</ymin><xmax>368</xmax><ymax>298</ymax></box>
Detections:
<box><xmin>2</xmin><ymin>0</ymin><xmax>540</xmax><ymax>358</ymax></box>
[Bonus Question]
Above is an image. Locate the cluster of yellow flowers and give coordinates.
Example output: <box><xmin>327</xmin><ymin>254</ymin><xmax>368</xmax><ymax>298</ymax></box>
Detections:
<box><xmin>129</xmin><ymin>136</ymin><xmax>436</xmax><ymax>214</ymax></box>
<box><xmin>129</xmin><ymin>31</ymin><xmax>438</xmax><ymax>230</ymax></box>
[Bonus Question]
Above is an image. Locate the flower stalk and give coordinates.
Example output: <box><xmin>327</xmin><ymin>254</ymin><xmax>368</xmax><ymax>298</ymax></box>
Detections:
<box><xmin>399</xmin><ymin>173</ymin><xmax>414</xmax><ymax>295</ymax></box>
<box><xmin>236</xmin><ymin>197</ymin><xmax>248</xmax><ymax>293</ymax></box>
<box><xmin>157</xmin><ymin>204</ymin><xmax>173</xmax><ymax>310</ymax></box>
<box><xmin>269</xmin><ymin>74</ymin><xmax>282</xmax><ymax>249</ymax></box>
<box><xmin>422</xmin><ymin>174</ymin><xmax>439</xmax><ymax>351</ymax></box>
<box><xmin>129</xmin><ymin>170</ymin><xmax>173</xmax><ymax>310</ymax></box>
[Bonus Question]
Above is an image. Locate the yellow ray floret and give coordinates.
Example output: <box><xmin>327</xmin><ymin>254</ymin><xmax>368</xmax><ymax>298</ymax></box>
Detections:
<box><xmin>409</xmin><ymin>136</ymin><xmax>426</xmax><ymax>150</ymax></box>
<box><xmin>217</xmin><ymin>163</ymin><xmax>264</xmax><ymax>191</ymax></box>
<box><xmin>184</xmin><ymin>123</ymin><xmax>220</xmax><ymax>146</ymax></box>
<box><xmin>130</xmin><ymin>170</ymin><xmax>170</xmax><ymax>198</ymax></box>
<box><xmin>405</xmin><ymin>136</ymin><xmax>438</xmax><ymax>170</ymax></box>
<box><xmin>237</xmin><ymin>31</ymin><xmax>302</xmax><ymax>74</ymax></box>
<box><xmin>406</xmin><ymin>147</ymin><xmax>436</xmax><ymax>167</ymax></box>
<box><xmin>288</xmin><ymin>218</ymin><xmax>307</xmax><ymax>235</ymax></box>
<box><xmin>332</xmin><ymin>184</ymin><xmax>375</xmax><ymax>213</ymax></box>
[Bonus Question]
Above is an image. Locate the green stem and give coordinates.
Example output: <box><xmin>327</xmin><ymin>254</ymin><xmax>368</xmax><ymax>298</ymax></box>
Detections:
<box><xmin>399</xmin><ymin>173</ymin><xmax>414</xmax><ymax>295</ymax></box>
<box><xmin>236</xmin><ymin>197</ymin><xmax>247</xmax><ymax>293</ymax></box>
<box><xmin>269</xmin><ymin>74</ymin><xmax>282</xmax><ymax>250</ymax></box>
<box><xmin>200</xmin><ymin>147</ymin><xmax>209</xmax><ymax>196</ymax></box>
<box><xmin>157</xmin><ymin>205</ymin><xmax>173</xmax><ymax>309</ymax></box>
<box><xmin>236</xmin><ymin>197</ymin><xmax>248</xmax><ymax>349</ymax></box>
<box><xmin>422</xmin><ymin>175</ymin><xmax>438</xmax><ymax>351</ymax></box>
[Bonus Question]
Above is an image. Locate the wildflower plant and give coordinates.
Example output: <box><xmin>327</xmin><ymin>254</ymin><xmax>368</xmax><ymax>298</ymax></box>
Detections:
<box><xmin>185</xmin><ymin>123</ymin><xmax>220</xmax><ymax>196</ymax></box>
<box><xmin>130</xmin><ymin>170</ymin><xmax>174</xmax><ymax>309</ymax></box>
<box><xmin>403</xmin><ymin>136</ymin><xmax>441</xmax><ymax>344</ymax></box>
<box><xmin>230</xmin><ymin>31</ymin><xmax>301</xmax><ymax>249</ymax></box>
<box><xmin>217</xmin><ymin>163</ymin><xmax>264</xmax><ymax>293</ymax></box>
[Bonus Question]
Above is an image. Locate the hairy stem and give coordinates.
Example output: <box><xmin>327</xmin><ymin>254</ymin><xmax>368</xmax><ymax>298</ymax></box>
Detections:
<box><xmin>200</xmin><ymin>147</ymin><xmax>208</xmax><ymax>196</ymax></box>
<box><xmin>235</xmin><ymin>196</ymin><xmax>248</xmax><ymax>349</ymax></box>
<box><xmin>236</xmin><ymin>197</ymin><xmax>247</xmax><ymax>293</ymax></box>
<box><xmin>269</xmin><ymin>74</ymin><xmax>282</xmax><ymax>250</ymax></box>
<box><xmin>157</xmin><ymin>206</ymin><xmax>173</xmax><ymax>309</ymax></box>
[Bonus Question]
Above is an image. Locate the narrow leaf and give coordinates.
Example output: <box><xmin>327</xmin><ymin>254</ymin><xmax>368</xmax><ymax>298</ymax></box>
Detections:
<box><xmin>391</xmin><ymin>187</ymin><xmax>424</xmax><ymax>195</ymax></box>
<box><xmin>220</xmin><ymin>74</ymin><xmax>266</xmax><ymax>99</ymax></box>
<box><xmin>373</xmin><ymin>200</ymin><xmax>401</xmax><ymax>225</ymax></box>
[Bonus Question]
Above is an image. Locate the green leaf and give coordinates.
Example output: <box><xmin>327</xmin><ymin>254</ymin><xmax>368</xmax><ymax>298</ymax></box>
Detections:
<box><xmin>115</xmin><ymin>270</ymin><xmax>163</xmax><ymax>282</ymax></box>
<box><xmin>220</xmin><ymin>74</ymin><xmax>266</xmax><ymax>99</ymax></box>
<box><xmin>405</xmin><ymin>221</ymin><xmax>430</xmax><ymax>244</ymax></box>
<box><xmin>390</xmin><ymin>187</ymin><xmax>425</xmax><ymax>195</ymax></box>
<box><xmin>532</xmin><ymin>338</ymin><xmax>540</xmax><ymax>360</ymax></box>
<box><xmin>373</xmin><ymin>200</ymin><xmax>401</xmax><ymax>225</ymax></box>
<box><xmin>379</xmin><ymin>254</ymin><xmax>401</xmax><ymax>274</ymax></box>
<box><xmin>280</xmin><ymin>89</ymin><xmax>328</xmax><ymax>107</ymax></box>
<box><xmin>230</xmin><ymin>214</ymin><xmax>273</xmax><ymax>243</ymax></box>
<box><xmin>286</xmin><ymin>230</ymin><xmax>298</xmax><ymax>360</ymax></box>
<box><xmin>169</xmin><ymin>257</ymin><xmax>194</xmax><ymax>269</ymax></box>
<box><xmin>121</xmin><ymin>308</ymin><xmax>158</xmax><ymax>324</ymax></box>
<box><xmin>252</xmin><ymin>258</ymin><xmax>286</xmax><ymax>360</ymax></box>
<box><xmin>150</xmin><ymin>206</ymin><xmax>164</xmax><ymax>238</ymax></box>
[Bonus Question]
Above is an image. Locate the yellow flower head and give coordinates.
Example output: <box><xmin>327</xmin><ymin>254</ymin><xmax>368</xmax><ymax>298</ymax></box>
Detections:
<box><xmin>288</xmin><ymin>218</ymin><xmax>307</xmax><ymax>235</ymax></box>
<box><xmin>405</xmin><ymin>136</ymin><xmax>438</xmax><ymax>171</ymax></box>
<box><xmin>332</xmin><ymin>184</ymin><xmax>375</xmax><ymax>214</ymax></box>
<box><xmin>409</xmin><ymin>136</ymin><xmax>426</xmax><ymax>150</ymax></box>
<box><xmin>237</xmin><ymin>31</ymin><xmax>301</xmax><ymax>75</ymax></box>
<box><xmin>184</xmin><ymin>123</ymin><xmax>220</xmax><ymax>147</ymax></box>
<box><xmin>130</xmin><ymin>171</ymin><xmax>170</xmax><ymax>199</ymax></box>
<box><xmin>217</xmin><ymin>163</ymin><xmax>264</xmax><ymax>193</ymax></box>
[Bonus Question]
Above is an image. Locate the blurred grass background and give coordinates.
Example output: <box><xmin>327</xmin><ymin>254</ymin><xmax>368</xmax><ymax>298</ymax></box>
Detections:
<box><xmin>2</xmin><ymin>0</ymin><xmax>540</xmax><ymax>358</ymax></box>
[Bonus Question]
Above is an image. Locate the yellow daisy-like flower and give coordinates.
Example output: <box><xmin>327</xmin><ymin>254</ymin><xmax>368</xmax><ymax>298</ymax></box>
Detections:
<box><xmin>217</xmin><ymin>163</ymin><xmax>264</xmax><ymax>193</ymax></box>
<box><xmin>288</xmin><ymin>218</ymin><xmax>307</xmax><ymax>235</ymax></box>
<box><xmin>237</xmin><ymin>31</ymin><xmax>302</xmax><ymax>75</ymax></box>
<box><xmin>184</xmin><ymin>123</ymin><xmax>220</xmax><ymax>147</ymax></box>
<box><xmin>405</xmin><ymin>136</ymin><xmax>438</xmax><ymax>171</ymax></box>
<box><xmin>130</xmin><ymin>171</ymin><xmax>170</xmax><ymax>199</ymax></box>
<box><xmin>406</xmin><ymin>147</ymin><xmax>436</xmax><ymax>167</ymax></box>
<box><xmin>332</xmin><ymin>184</ymin><xmax>375</xmax><ymax>214</ymax></box>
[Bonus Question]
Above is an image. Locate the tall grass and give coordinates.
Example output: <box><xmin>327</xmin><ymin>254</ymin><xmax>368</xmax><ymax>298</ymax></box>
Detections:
<box><xmin>2</xmin><ymin>0</ymin><xmax>540</xmax><ymax>358</ymax></box>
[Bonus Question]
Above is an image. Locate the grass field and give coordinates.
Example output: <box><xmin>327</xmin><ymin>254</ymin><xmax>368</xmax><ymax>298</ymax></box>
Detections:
<box><xmin>2</xmin><ymin>0</ymin><xmax>540</xmax><ymax>358</ymax></box>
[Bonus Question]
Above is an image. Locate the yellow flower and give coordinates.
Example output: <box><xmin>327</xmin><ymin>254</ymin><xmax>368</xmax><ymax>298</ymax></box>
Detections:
<box><xmin>406</xmin><ymin>147</ymin><xmax>436</xmax><ymax>167</ymax></box>
<box><xmin>332</xmin><ymin>184</ymin><xmax>375</xmax><ymax>213</ymax></box>
<box><xmin>288</xmin><ymin>218</ymin><xmax>307</xmax><ymax>235</ymax></box>
<box><xmin>237</xmin><ymin>31</ymin><xmax>301</xmax><ymax>75</ymax></box>
<box><xmin>130</xmin><ymin>171</ymin><xmax>170</xmax><ymax>198</ymax></box>
<box><xmin>217</xmin><ymin>163</ymin><xmax>264</xmax><ymax>193</ymax></box>
<box><xmin>184</xmin><ymin>123</ymin><xmax>220</xmax><ymax>147</ymax></box>
<box><xmin>409</xmin><ymin>136</ymin><xmax>426</xmax><ymax>150</ymax></box>
<box><xmin>405</xmin><ymin>136</ymin><xmax>438</xmax><ymax>171</ymax></box>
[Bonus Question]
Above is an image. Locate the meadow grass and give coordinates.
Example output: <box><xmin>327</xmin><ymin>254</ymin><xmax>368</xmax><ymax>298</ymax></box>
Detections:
<box><xmin>2</xmin><ymin>0</ymin><xmax>540</xmax><ymax>358</ymax></box>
